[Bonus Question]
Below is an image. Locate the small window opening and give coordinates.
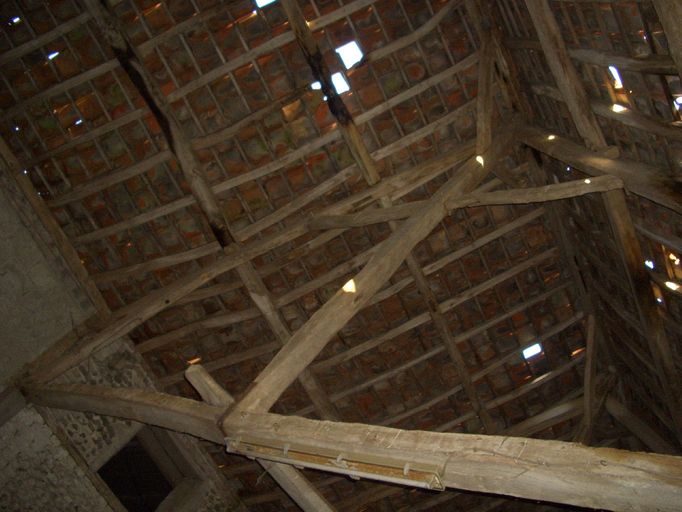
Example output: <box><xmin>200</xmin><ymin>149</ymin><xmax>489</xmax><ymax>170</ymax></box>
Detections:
<box><xmin>522</xmin><ymin>343</ymin><xmax>542</xmax><ymax>360</ymax></box>
<box><xmin>47</xmin><ymin>51</ymin><xmax>60</xmax><ymax>61</ymax></box>
<box><xmin>255</xmin><ymin>0</ymin><xmax>277</xmax><ymax>7</ymax></box>
<box><xmin>336</xmin><ymin>41</ymin><xmax>363</xmax><ymax>69</ymax></box>
<box><xmin>310</xmin><ymin>72</ymin><xmax>350</xmax><ymax>95</ymax></box>
<box><xmin>98</xmin><ymin>437</ymin><xmax>172</xmax><ymax>511</ymax></box>
<box><xmin>608</xmin><ymin>66</ymin><xmax>623</xmax><ymax>89</ymax></box>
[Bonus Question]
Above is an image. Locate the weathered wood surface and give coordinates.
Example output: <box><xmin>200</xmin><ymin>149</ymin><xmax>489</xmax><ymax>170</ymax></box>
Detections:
<box><xmin>310</xmin><ymin>176</ymin><xmax>623</xmax><ymax>229</ymax></box>
<box><xmin>524</xmin><ymin>0</ymin><xmax>607</xmax><ymax>150</ymax></box>
<box><xmin>520</xmin><ymin>125</ymin><xmax>681</xmax><ymax>213</ymax></box>
<box><xmin>184</xmin><ymin>366</ymin><xmax>336</xmax><ymax>512</ymax></box>
<box><xmin>27</xmin><ymin>383</ymin><xmax>682</xmax><ymax>512</ymax></box>
<box><xmin>233</xmin><ymin>124</ymin><xmax>518</xmax><ymax>414</ymax></box>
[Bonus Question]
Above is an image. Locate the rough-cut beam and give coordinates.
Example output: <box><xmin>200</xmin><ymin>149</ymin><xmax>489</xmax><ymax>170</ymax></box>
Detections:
<box><xmin>530</xmin><ymin>83</ymin><xmax>682</xmax><ymax>143</ymax></box>
<box><xmin>603</xmin><ymin>189</ymin><xmax>682</xmax><ymax>444</ymax></box>
<box><xmin>652</xmin><ymin>0</ymin><xmax>682</xmax><ymax>80</ymax></box>
<box><xmin>184</xmin><ymin>366</ymin><xmax>336</xmax><ymax>512</ymax></box>
<box><xmin>233</xmin><ymin>124</ymin><xmax>518</xmax><ymax>414</ymax></box>
<box><xmin>524</xmin><ymin>0</ymin><xmax>608</xmax><ymax>150</ymax></box>
<box><xmin>505</xmin><ymin>38</ymin><xmax>678</xmax><ymax>75</ymax></box>
<box><xmin>504</xmin><ymin>398</ymin><xmax>583</xmax><ymax>437</ymax></box>
<box><xmin>580</xmin><ymin>315</ymin><xmax>598</xmax><ymax>444</ymax></box>
<box><xmin>0</xmin><ymin>138</ymin><xmax>109</xmax><ymax>316</ymax></box>
<box><xmin>310</xmin><ymin>176</ymin><xmax>623</xmax><ymax>229</ymax></box>
<box><xmin>27</xmin><ymin>383</ymin><xmax>682</xmax><ymax>512</ymax></box>
<box><xmin>520</xmin><ymin>125</ymin><xmax>681</xmax><ymax>213</ymax></box>
<box><xmin>605</xmin><ymin>397</ymin><xmax>678</xmax><ymax>455</ymax></box>
<box><xmin>29</xmin><ymin>138</ymin><xmax>475</xmax><ymax>382</ymax></box>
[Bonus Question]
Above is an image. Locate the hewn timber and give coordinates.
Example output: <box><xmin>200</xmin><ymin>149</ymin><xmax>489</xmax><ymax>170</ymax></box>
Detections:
<box><xmin>530</xmin><ymin>82</ymin><xmax>682</xmax><ymax>143</ymax></box>
<box><xmin>27</xmin><ymin>383</ymin><xmax>682</xmax><ymax>512</ymax></box>
<box><xmin>520</xmin><ymin>125</ymin><xmax>681</xmax><ymax>214</ymax></box>
<box><xmin>310</xmin><ymin>176</ymin><xmax>623</xmax><ymax>229</ymax></box>
<box><xmin>605</xmin><ymin>396</ymin><xmax>678</xmax><ymax>455</ymax></box>
<box><xmin>652</xmin><ymin>0</ymin><xmax>682</xmax><ymax>80</ymax></box>
<box><xmin>184</xmin><ymin>366</ymin><xmax>336</xmax><ymax>512</ymax></box>
<box><xmin>603</xmin><ymin>189</ymin><xmax>682</xmax><ymax>445</ymax></box>
<box><xmin>524</xmin><ymin>0</ymin><xmax>608</xmax><ymax>150</ymax></box>
<box><xmin>505</xmin><ymin>38</ymin><xmax>678</xmax><ymax>75</ymax></box>
<box><xmin>29</xmin><ymin>138</ymin><xmax>475</xmax><ymax>383</ymax></box>
<box><xmin>232</xmin><ymin>122</ymin><xmax>519</xmax><ymax>414</ymax></box>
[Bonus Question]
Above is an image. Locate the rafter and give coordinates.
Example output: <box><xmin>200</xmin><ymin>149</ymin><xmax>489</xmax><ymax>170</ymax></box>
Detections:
<box><xmin>505</xmin><ymin>38</ymin><xmax>678</xmax><ymax>75</ymax></box>
<box><xmin>603</xmin><ymin>189</ymin><xmax>682</xmax><ymax>444</ymax></box>
<box><xmin>520</xmin><ymin>125</ymin><xmax>681</xmax><ymax>214</ymax></box>
<box><xmin>27</xmin><ymin>383</ymin><xmax>682</xmax><ymax>511</ymax></box>
<box><xmin>524</xmin><ymin>0</ymin><xmax>608</xmax><ymax>151</ymax></box>
<box><xmin>184</xmin><ymin>365</ymin><xmax>336</xmax><ymax>512</ymax></box>
<box><xmin>652</xmin><ymin>0</ymin><xmax>682</xmax><ymax>80</ymax></box>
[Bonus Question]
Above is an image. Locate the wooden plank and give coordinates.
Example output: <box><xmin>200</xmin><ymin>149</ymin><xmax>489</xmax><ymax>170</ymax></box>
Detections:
<box><xmin>504</xmin><ymin>398</ymin><xmax>584</xmax><ymax>437</ymax></box>
<box><xmin>49</xmin><ymin>150</ymin><xmax>171</xmax><ymax>207</ymax></box>
<box><xmin>524</xmin><ymin>0</ymin><xmax>607</xmax><ymax>150</ymax></box>
<box><xmin>30</xmin><ymin>136</ymin><xmax>475</xmax><ymax>382</ymax></box>
<box><xmin>26</xmin><ymin>383</ymin><xmax>682</xmax><ymax>511</ymax></box>
<box><xmin>520</xmin><ymin>125</ymin><xmax>681</xmax><ymax>213</ymax></box>
<box><xmin>163</xmin><ymin>0</ymin><xmax>377</xmax><ymax>101</ymax></box>
<box><xmin>0</xmin><ymin>12</ymin><xmax>92</xmax><ymax>66</ymax></box>
<box><xmin>233</xmin><ymin>124</ymin><xmax>519</xmax><ymax>413</ymax></box>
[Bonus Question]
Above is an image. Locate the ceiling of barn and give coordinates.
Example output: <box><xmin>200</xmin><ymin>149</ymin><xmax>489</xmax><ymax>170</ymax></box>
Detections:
<box><xmin>1</xmin><ymin>0</ymin><xmax>681</xmax><ymax>510</ymax></box>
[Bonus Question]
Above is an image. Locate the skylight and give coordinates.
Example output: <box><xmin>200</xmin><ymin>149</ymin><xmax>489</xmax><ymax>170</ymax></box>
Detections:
<box><xmin>331</xmin><ymin>72</ymin><xmax>350</xmax><ymax>93</ymax></box>
<box><xmin>608</xmin><ymin>65</ymin><xmax>623</xmax><ymax>89</ymax></box>
<box><xmin>47</xmin><ymin>51</ymin><xmax>60</xmax><ymax>61</ymax></box>
<box><xmin>522</xmin><ymin>343</ymin><xmax>542</xmax><ymax>360</ymax></box>
<box><xmin>335</xmin><ymin>41</ymin><xmax>363</xmax><ymax>69</ymax></box>
<box><xmin>310</xmin><ymin>72</ymin><xmax>350</xmax><ymax>95</ymax></box>
<box><xmin>644</xmin><ymin>260</ymin><xmax>655</xmax><ymax>269</ymax></box>
<box><xmin>255</xmin><ymin>0</ymin><xmax>277</xmax><ymax>7</ymax></box>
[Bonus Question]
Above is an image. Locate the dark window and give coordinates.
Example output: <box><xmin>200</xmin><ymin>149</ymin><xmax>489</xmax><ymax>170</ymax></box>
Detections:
<box><xmin>98</xmin><ymin>436</ymin><xmax>173</xmax><ymax>512</ymax></box>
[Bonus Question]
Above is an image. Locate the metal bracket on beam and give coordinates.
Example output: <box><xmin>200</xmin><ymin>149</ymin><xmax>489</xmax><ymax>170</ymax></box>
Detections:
<box><xmin>224</xmin><ymin>435</ymin><xmax>445</xmax><ymax>491</ymax></box>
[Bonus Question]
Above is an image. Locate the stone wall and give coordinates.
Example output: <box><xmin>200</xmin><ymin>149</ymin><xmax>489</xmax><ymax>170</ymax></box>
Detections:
<box><xmin>0</xmin><ymin>406</ymin><xmax>120</xmax><ymax>512</ymax></box>
<box><xmin>0</xmin><ymin>166</ymin><xmax>247</xmax><ymax>510</ymax></box>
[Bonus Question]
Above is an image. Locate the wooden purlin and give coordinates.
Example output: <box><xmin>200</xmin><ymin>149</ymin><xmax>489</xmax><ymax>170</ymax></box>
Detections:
<box><xmin>26</xmin><ymin>382</ymin><xmax>682</xmax><ymax>512</ymax></box>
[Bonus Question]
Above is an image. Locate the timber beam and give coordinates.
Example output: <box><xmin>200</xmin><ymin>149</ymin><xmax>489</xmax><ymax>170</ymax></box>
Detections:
<box><xmin>524</xmin><ymin>0</ymin><xmax>608</xmax><ymax>151</ymax></box>
<box><xmin>231</xmin><ymin>122</ymin><xmax>520</xmax><ymax>414</ymax></box>
<box><xmin>26</xmin><ymin>383</ymin><xmax>682</xmax><ymax>512</ymax></box>
<box><xmin>184</xmin><ymin>365</ymin><xmax>336</xmax><ymax>512</ymax></box>
<box><xmin>309</xmin><ymin>176</ymin><xmax>623</xmax><ymax>230</ymax></box>
<box><xmin>519</xmin><ymin>125</ymin><xmax>681</xmax><ymax>214</ymax></box>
